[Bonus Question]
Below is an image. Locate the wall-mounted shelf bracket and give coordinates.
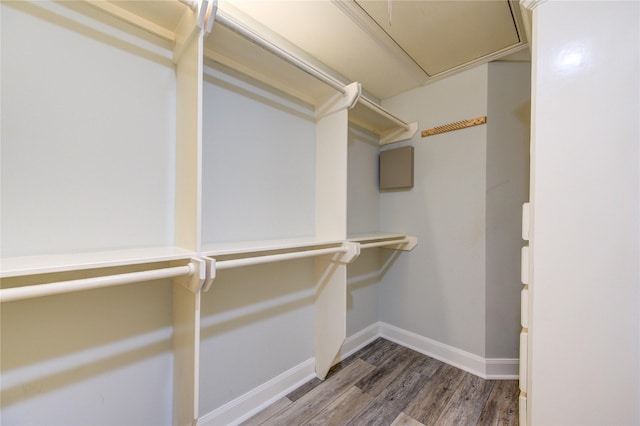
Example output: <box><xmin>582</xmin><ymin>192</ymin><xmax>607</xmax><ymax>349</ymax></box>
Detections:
<box><xmin>380</xmin><ymin>121</ymin><xmax>419</xmax><ymax>146</ymax></box>
<box><xmin>201</xmin><ymin>257</ymin><xmax>216</xmax><ymax>292</ymax></box>
<box><xmin>338</xmin><ymin>241</ymin><xmax>361</xmax><ymax>263</ymax></box>
<box><xmin>315</xmin><ymin>82</ymin><xmax>361</xmax><ymax>120</ymax></box>
<box><xmin>174</xmin><ymin>257</ymin><xmax>210</xmax><ymax>293</ymax></box>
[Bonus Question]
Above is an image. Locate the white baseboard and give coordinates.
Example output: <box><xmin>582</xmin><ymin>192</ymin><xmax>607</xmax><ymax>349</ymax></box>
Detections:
<box><xmin>486</xmin><ymin>358</ymin><xmax>520</xmax><ymax>379</ymax></box>
<box><xmin>197</xmin><ymin>358</ymin><xmax>315</xmax><ymax>426</ymax></box>
<box><xmin>340</xmin><ymin>322</ymin><xmax>382</xmax><ymax>360</ymax></box>
<box><xmin>198</xmin><ymin>322</ymin><xmax>517</xmax><ymax>425</ymax></box>
<box><xmin>379</xmin><ymin>322</ymin><xmax>518</xmax><ymax>379</ymax></box>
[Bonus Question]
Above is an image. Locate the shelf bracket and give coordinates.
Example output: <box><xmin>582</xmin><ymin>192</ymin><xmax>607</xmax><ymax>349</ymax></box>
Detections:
<box><xmin>315</xmin><ymin>82</ymin><xmax>361</xmax><ymax>120</ymax></box>
<box><xmin>391</xmin><ymin>236</ymin><xmax>418</xmax><ymax>251</ymax></box>
<box><xmin>174</xmin><ymin>257</ymin><xmax>210</xmax><ymax>293</ymax></box>
<box><xmin>379</xmin><ymin>121</ymin><xmax>419</xmax><ymax>146</ymax></box>
<box><xmin>202</xmin><ymin>257</ymin><xmax>216</xmax><ymax>292</ymax></box>
<box><xmin>338</xmin><ymin>241</ymin><xmax>361</xmax><ymax>264</ymax></box>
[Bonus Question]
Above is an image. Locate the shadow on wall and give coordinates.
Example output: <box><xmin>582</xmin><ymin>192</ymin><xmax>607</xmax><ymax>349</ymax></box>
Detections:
<box><xmin>199</xmin><ymin>258</ymin><xmax>316</xmax><ymax>339</ymax></box>
<box><xmin>6</xmin><ymin>0</ymin><xmax>173</xmax><ymax>68</ymax></box>
<box><xmin>0</xmin><ymin>270</ymin><xmax>174</xmax><ymax>408</ymax></box>
<box><xmin>347</xmin><ymin>248</ymin><xmax>401</xmax><ymax>311</ymax></box>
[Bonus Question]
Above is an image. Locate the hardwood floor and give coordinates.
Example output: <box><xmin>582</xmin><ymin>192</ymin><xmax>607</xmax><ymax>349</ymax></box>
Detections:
<box><xmin>241</xmin><ymin>338</ymin><xmax>519</xmax><ymax>426</ymax></box>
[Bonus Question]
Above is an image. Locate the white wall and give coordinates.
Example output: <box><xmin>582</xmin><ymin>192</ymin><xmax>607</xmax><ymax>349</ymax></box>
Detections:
<box><xmin>378</xmin><ymin>62</ymin><xmax>530</xmax><ymax>361</ymax></box>
<box><xmin>0</xmin><ymin>1</ymin><xmax>176</xmax><ymax>258</ymax></box>
<box><xmin>198</xmin><ymin>259</ymin><xmax>315</xmax><ymax>413</ymax></box>
<box><xmin>528</xmin><ymin>1</ymin><xmax>640</xmax><ymax>424</ymax></box>
<box><xmin>198</xmin><ymin>60</ymin><xmax>319</xmax><ymax>414</ymax></box>
<box><xmin>0</xmin><ymin>270</ymin><xmax>174</xmax><ymax>425</ymax></box>
<box><xmin>201</xmin><ymin>61</ymin><xmax>316</xmax><ymax>244</ymax></box>
<box><xmin>486</xmin><ymin>62</ymin><xmax>531</xmax><ymax>358</ymax></box>
<box><xmin>1</xmin><ymin>3</ymin><xmax>176</xmax><ymax>424</ymax></box>
<box><xmin>346</xmin><ymin>125</ymin><xmax>384</xmax><ymax>336</ymax></box>
<box><xmin>379</xmin><ymin>65</ymin><xmax>490</xmax><ymax>356</ymax></box>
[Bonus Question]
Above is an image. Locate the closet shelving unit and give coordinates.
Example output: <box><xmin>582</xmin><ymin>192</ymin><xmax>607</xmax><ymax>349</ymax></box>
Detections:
<box><xmin>1</xmin><ymin>1</ymin><xmax>417</xmax><ymax>424</ymax></box>
<box><xmin>202</xmin><ymin>5</ymin><xmax>419</xmax><ymax>255</ymax></box>
<box><xmin>0</xmin><ymin>0</ymin><xmax>210</xmax><ymax>282</ymax></box>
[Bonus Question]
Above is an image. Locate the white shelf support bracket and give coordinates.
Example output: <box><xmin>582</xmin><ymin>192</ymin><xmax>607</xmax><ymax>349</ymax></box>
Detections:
<box><xmin>173</xmin><ymin>0</ymin><xmax>209</xmax><ymax>64</ymax></box>
<box><xmin>379</xmin><ymin>121</ymin><xmax>419</xmax><ymax>146</ymax></box>
<box><xmin>338</xmin><ymin>242</ymin><xmax>361</xmax><ymax>264</ymax></box>
<box><xmin>174</xmin><ymin>258</ymin><xmax>207</xmax><ymax>293</ymax></box>
<box><xmin>394</xmin><ymin>236</ymin><xmax>418</xmax><ymax>251</ymax></box>
<box><xmin>201</xmin><ymin>257</ymin><xmax>216</xmax><ymax>292</ymax></box>
<box><xmin>315</xmin><ymin>82</ymin><xmax>361</xmax><ymax>120</ymax></box>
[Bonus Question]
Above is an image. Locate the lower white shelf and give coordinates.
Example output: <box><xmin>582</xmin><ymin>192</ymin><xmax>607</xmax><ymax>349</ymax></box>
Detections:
<box><xmin>200</xmin><ymin>237</ymin><xmax>345</xmax><ymax>258</ymax></box>
<box><xmin>348</xmin><ymin>232</ymin><xmax>418</xmax><ymax>251</ymax></box>
<box><xmin>0</xmin><ymin>246</ymin><xmax>195</xmax><ymax>279</ymax></box>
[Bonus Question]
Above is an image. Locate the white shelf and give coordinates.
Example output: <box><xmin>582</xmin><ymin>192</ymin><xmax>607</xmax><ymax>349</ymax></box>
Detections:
<box><xmin>350</xmin><ymin>97</ymin><xmax>418</xmax><ymax>145</ymax></box>
<box><xmin>83</xmin><ymin>0</ymin><xmax>194</xmax><ymax>42</ymax></box>
<box><xmin>348</xmin><ymin>233</ymin><xmax>418</xmax><ymax>251</ymax></box>
<box><xmin>201</xmin><ymin>237</ymin><xmax>345</xmax><ymax>258</ymax></box>
<box><xmin>0</xmin><ymin>247</ymin><xmax>194</xmax><ymax>279</ymax></box>
<box><xmin>348</xmin><ymin>232</ymin><xmax>408</xmax><ymax>243</ymax></box>
<box><xmin>205</xmin><ymin>5</ymin><xmax>417</xmax><ymax>144</ymax></box>
<box><xmin>204</xmin><ymin>10</ymin><xmax>340</xmax><ymax>108</ymax></box>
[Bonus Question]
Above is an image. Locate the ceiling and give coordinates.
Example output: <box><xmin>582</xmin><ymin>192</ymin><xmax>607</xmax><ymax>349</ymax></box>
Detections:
<box><xmin>218</xmin><ymin>0</ymin><xmax>530</xmax><ymax>100</ymax></box>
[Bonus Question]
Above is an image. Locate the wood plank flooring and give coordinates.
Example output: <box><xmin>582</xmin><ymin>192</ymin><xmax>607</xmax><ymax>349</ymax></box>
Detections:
<box><xmin>241</xmin><ymin>338</ymin><xmax>519</xmax><ymax>426</ymax></box>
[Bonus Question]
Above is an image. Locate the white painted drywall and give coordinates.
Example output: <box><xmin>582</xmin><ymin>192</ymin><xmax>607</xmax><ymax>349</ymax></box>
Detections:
<box><xmin>379</xmin><ymin>65</ymin><xmax>489</xmax><ymax>356</ymax></box>
<box><xmin>0</xmin><ymin>1</ymin><xmax>176</xmax><ymax>257</ymax></box>
<box><xmin>198</xmin><ymin>259</ymin><xmax>315</xmax><ymax>413</ymax></box>
<box><xmin>0</xmin><ymin>271</ymin><xmax>174</xmax><ymax>425</ymax></box>
<box><xmin>377</xmin><ymin>62</ymin><xmax>530</xmax><ymax>360</ymax></box>
<box><xmin>346</xmin><ymin>125</ymin><xmax>384</xmax><ymax>336</ymax></box>
<box><xmin>201</xmin><ymin>61</ymin><xmax>316</xmax><ymax>245</ymax></box>
<box><xmin>485</xmin><ymin>62</ymin><xmax>531</xmax><ymax>358</ymax></box>
<box><xmin>1</xmin><ymin>4</ymin><xmax>177</xmax><ymax>423</ymax></box>
<box><xmin>528</xmin><ymin>1</ymin><xmax>640</xmax><ymax>424</ymax></box>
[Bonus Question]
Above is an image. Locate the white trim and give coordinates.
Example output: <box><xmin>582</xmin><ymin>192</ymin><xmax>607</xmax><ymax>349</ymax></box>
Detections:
<box><xmin>340</xmin><ymin>322</ymin><xmax>382</xmax><ymax>360</ymax></box>
<box><xmin>379</xmin><ymin>323</ymin><xmax>519</xmax><ymax>380</ymax></box>
<box><xmin>196</xmin><ymin>358</ymin><xmax>315</xmax><ymax>426</ymax></box>
<box><xmin>486</xmin><ymin>358</ymin><xmax>520</xmax><ymax>380</ymax></box>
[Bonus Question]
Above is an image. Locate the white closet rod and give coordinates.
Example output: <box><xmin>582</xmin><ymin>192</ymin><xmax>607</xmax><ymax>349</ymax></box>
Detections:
<box><xmin>359</xmin><ymin>96</ymin><xmax>411</xmax><ymax>132</ymax></box>
<box><xmin>214</xmin><ymin>246</ymin><xmax>348</xmax><ymax>270</ymax></box>
<box><xmin>0</xmin><ymin>264</ymin><xmax>195</xmax><ymax>303</ymax></box>
<box><xmin>359</xmin><ymin>238</ymin><xmax>411</xmax><ymax>249</ymax></box>
<box><xmin>214</xmin><ymin>11</ymin><xmax>347</xmax><ymax>95</ymax></box>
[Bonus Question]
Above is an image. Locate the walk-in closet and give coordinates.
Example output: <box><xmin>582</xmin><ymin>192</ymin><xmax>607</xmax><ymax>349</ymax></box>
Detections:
<box><xmin>2</xmin><ymin>1</ymin><xmax>638</xmax><ymax>425</ymax></box>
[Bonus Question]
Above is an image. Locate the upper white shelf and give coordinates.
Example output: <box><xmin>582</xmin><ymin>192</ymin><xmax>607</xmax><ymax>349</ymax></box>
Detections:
<box><xmin>0</xmin><ymin>247</ymin><xmax>194</xmax><ymax>279</ymax></box>
<box><xmin>205</xmin><ymin>5</ymin><xmax>417</xmax><ymax>144</ymax></box>
<box><xmin>204</xmin><ymin>9</ymin><xmax>340</xmax><ymax>108</ymax></box>
<box><xmin>83</xmin><ymin>0</ymin><xmax>195</xmax><ymax>42</ymax></box>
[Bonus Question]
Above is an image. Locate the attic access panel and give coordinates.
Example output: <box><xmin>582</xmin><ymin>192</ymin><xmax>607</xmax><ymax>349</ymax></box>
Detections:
<box><xmin>354</xmin><ymin>0</ymin><xmax>521</xmax><ymax>76</ymax></box>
